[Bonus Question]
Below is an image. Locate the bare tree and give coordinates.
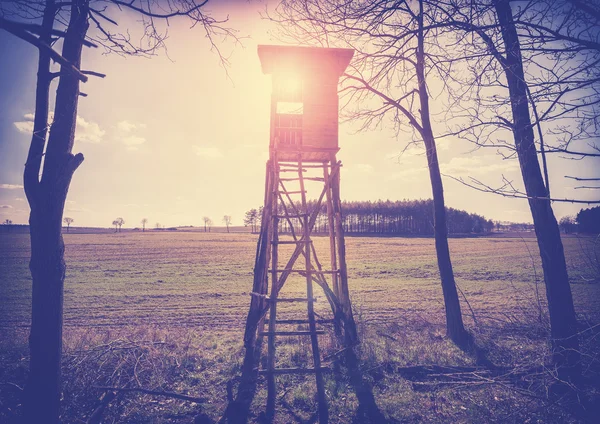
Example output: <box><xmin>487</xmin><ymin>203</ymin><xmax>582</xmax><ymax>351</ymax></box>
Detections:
<box><xmin>244</xmin><ymin>208</ymin><xmax>258</xmax><ymax>233</ymax></box>
<box><xmin>559</xmin><ymin>215</ymin><xmax>577</xmax><ymax>234</ymax></box>
<box><xmin>155</xmin><ymin>222</ymin><xmax>161</xmax><ymax>229</ymax></box>
<box><xmin>433</xmin><ymin>0</ymin><xmax>600</xmax><ymax>203</ymax></box>
<box><xmin>141</xmin><ymin>217</ymin><xmax>148</xmax><ymax>232</ymax></box>
<box><xmin>413</xmin><ymin>0</ymin><xmax>588</xmax><ymax>380</ymax></box>
<box><xmin>63</xmin><ymin>216</ymin><xmax>73</xmax><ymax>232</ymax></box>
<box><xmin>112</xmin><ymin>219</ymin><xmax>118</xmax><ymax>232</ymax></box>
<box><xmin>223</xmin><ymin>215</ymin><xmax>232</xmax><ymax>233</ymax></box>
<box><xmin>0</xmin><ymin>2</ymin><xmax>236</xmax><ymax>418</ymax></box>
<box><xmin>274</xmin><ymin>0</ymin><xmax>470</xmax><ymax>347</ymax></box>
<box><xmin>115</xmin><ymin>217</ymin><xmax>124</xmax><ymax>232</ymax></box>
<box><xmin>202</xmin><ymin>216</ymin><xmax>211</xmax><ymax>232</ymax></box>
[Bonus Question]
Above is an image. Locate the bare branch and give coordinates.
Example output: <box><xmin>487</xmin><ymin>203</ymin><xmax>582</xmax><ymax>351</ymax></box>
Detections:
<box><xmin>0</xmin><ymin>16</ymin><xmax>88</xmax><ymax>82</ymax></box>
<box><xmin>93</xmin><ymin>386</ymin><xmax>207</xmax><ymax>404</ymax></box>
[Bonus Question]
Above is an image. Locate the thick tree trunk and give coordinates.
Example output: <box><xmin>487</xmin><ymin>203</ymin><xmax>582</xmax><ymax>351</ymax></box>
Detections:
<box><xmin>23</xmin><ymin>1</ymin><xmax>88</xmax><ymax>422</ymax></box>
<box><xmin>416</xmin><ymin>0</ymin><xmax>468</xmax><ymax>346</ymax></box>
<box><xmin>494</xmin><ymin>0</ymin><xmax>580</xmax><ymax>380</ymax></box>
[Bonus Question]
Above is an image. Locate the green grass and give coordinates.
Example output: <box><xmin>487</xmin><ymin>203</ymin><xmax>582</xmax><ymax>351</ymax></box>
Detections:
<box><xmin>0</xmin><ymin>231</ymin><xmax>599</xmax><ymax>423</ymax></box>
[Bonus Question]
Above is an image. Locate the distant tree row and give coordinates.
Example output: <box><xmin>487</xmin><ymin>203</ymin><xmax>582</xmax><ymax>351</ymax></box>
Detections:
<box><xmin>100</xmin><ymin>216</ymin><xmax>235</xmax><ymax>233</ymax></box>
<box><xmin>560</xmin><ymin>206</ymin><xmax>600</xmax><ymax>234</ymax></box>
<box><xmin>245</xmin><ymin>199</ymin><xmax>494</xmax><ymax>235</ymax></box>
<box><xmin>244</xmin><ymin>207</ymin><xmax>263</xmax><ymax>233</ymax></box>
<box><xmin>111</xmin><ymin>217</ymin><xmax>125</xmax><ymax>233</ymax></box>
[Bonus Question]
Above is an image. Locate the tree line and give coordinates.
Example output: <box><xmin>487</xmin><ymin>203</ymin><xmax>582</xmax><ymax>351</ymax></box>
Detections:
<box><xmin>245</xmin><ymin>199</ymin><xmax>494</xmax><ymax>235</ymax></box>
<box><xmin>560</xmin><ymin>206</ymin><xmax>600</xmax><ymax>234</ymax></box>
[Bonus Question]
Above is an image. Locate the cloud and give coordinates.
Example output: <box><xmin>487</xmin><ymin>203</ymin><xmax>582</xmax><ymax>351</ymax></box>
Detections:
<box><xmin>122</xmin><ymin>135</ymin><xmax>146</xmax><ymax>151</ymax></box>
<box><xmin>0</xmin><ymin>184</ymin><xmax>24</xmax><ymax>190</ymax></box>
<box><xmin>117</xmin><ymin>120</ymin><xmax>146</xmax><ymax>132</ymax></box>
<box><xmin>14</xmin><ymin>113</ymin><xmax>35</xmax><ymax>134</ymax></box>
<box><xmin>14</xmin><ymin>120</ymin><xmax>34</xmax><ymax>133</ymax></box>
<box><xmin>14</xmin><ymin>113</ymin><xmax>104</xmax><ymax>144</ymax></box>
<box><xmin>123</xmin><ymin>135</ymin><xmax>146</xmax><ymax>146</ymax></box>
<box><xmin>441</xmin><ymin>156</ymin><xmax>519</xmax><ymax>177</ymax></box>
<box><xmin>117</xmin><ymin>120</ymin><xmax>136</xmax><ymax>132</ymax></box>
<box><xmin>1</xmin><ymin>205</ymin><xmax>13</xmax><ymax>209</ymax></box>
<box><xmin>75</xmin><ymin>116</ymin><xmax>105</xmax><ymax>143</ymax></box>
<box><xmin>193</xmin><ymin>146</ymin><xmax>223</xmax><ymax>159</ymax></box>
<box><xmin>115</xmin><ymin>121</ymin><xmax>147</xmax><ymax>151</ymax></box>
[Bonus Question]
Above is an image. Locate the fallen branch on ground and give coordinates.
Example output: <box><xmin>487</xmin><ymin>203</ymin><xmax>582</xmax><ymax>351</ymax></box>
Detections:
<box><xmin>93</xmin><ymin>386</ymin><xmax>206</xmax><ymax>403</ymax></box>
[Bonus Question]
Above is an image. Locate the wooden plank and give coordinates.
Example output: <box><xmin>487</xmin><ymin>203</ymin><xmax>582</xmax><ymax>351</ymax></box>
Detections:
<box><xmin>265</xmin><ymin>319</ymin><xmax>335</xmax><ymax>325</ymax></box>
<box><xmin>258</xmin><ymin>367</ymin><xmax>331</xmax><ymax>375</ymax></box>
<box><xmin>286</xmin><ymin>163</ymin><xmax>327</xmax><ymax>169</ymax></box>
<box><xmin>249</xmin><ymin>293</ymin><xmax>318</xmax><ymax>303</ymax></box>
<box><xmin>259</xmin><ymin>330</ymin><xmax>326</xmax><ymax>336</ymax></box>
<box><xmin>280</xmin><ymin>177</ymin><xmax>324</xmax><ymax>182</ymax></box>
<box><xmin>298</xmin><ymin>153</ymin><xmax>329</xmax><ymax>423</ymax></box>
<box><xmin>325</xmin><ymin>157</ymin><xmax>340</xmax><ymax>300</ymax></box>
<box><xmin>271</xmin><ymin>240</ymin><xmax>306</xmax><ymax>245</ymax></box>
<box><xmin>268</xmin><ymin>269</ymin><xmax>339</xmax><ymax>274</ymax></box>
<box><xmin>275</xmin><ymin>214</ymin><xmax>307</xmax><ymax>219</ymax></box>
<box><xmin>266</xmin><ymin>156</ymin><xmax>280</xmax><ymax>418</ymax></box>
<box><xmin>279</xmin><ymin>168</ymin><xmax>306</xmax><ymax>173</ymax></box>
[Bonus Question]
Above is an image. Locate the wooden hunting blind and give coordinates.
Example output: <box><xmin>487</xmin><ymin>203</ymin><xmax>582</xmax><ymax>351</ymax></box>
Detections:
<box><xmin>258</xmin><ymin>45</ymin><xmax>354</xmax><ymax>162</ymax></box>
<box><xmin>232</xmin><ymin>46</ymin><xmax>358</xmax><ymax>424</ymax></box>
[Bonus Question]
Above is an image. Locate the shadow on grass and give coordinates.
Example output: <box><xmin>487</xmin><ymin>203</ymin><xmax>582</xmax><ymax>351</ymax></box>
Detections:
<box><xmin>218</xmin><ymin>344</ymin><xmax>392</xmax><ymax>423</ymax></box>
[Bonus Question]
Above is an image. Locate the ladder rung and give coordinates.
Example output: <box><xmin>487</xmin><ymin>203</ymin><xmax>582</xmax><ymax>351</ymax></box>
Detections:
<box><xmin>259</xmin><ymin>367</ymin><xmax>330</xmax><ymax>375</ymax></box>
<box><xmin>259</xmin><ymin>330</ymin><xmax>325</xmax><ymax>336</ymax></box>
<box><xmin>275</xmin><ymin>214</ymin><xmax>308</xmax><ymax>219</ymax></box>
<box><xmin>272</xmin><ymin>297</ymin><xmax>318</xmax><ymax>303</ymax></box>
<box><xmin>249</xmin><ymin>293</ymin><xmax>317</xmax><ymax>303</ymax></box>
<box><xmin>265</xmin><ymin>319</ymin><xmax>335</xmax><ymax>325</ymax></box>
<box><xmin>279</xmin><ymin>169</ymin><xmax>306</xmax><ymax>173</ymax></box>
<box><xmin>271</xmin><ymin>240</ymin><xmax>307</xmax><ymax>245</ymax></box>
<box><xmin>268</xmin><ymin>269</ymin><xmax>340</xmax><ymax>275</ymax></box>
<box><xmin>280</xmin><ymin>164</ymin><xmax>326</xmax><ymax>169</ymax></box>
<box><xmin>278</xmin><ymin>190</ymin><xmax>306</xmax><ymax>194</ymax></box>
<box><xmin>280</xmin><ymin>177</ymin><xmax>324</xmax><ymax>182</ymax></box>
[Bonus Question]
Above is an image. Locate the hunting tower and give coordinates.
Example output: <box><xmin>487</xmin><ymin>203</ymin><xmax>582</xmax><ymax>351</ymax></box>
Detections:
<box><xmin>233</xmin><ymin>46</ymin><xmax>358</xmax><ymax>424</ymax></box>
<box><xmin>259</xmin><ymin>45</ymin><xmax>354</xmax><ymax>161</ymax></box>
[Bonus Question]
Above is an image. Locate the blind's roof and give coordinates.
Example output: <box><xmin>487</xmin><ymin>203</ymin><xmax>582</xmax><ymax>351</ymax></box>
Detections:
<box><xmin>258</xmin><ymin>45</ymin><xmax>354</xmax><ymax>77</ymax></box>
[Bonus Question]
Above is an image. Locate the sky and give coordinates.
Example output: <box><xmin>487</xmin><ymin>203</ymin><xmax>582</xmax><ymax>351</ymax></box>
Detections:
<box><xmin>0</xmin><ymin>0</ymin><xmax>598</xmax><ymax>228</ymax></box>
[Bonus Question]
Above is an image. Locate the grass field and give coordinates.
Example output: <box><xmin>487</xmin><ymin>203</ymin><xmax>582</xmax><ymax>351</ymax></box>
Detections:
<box><xmin>0</xmin><ymin>231</ymin><xmax>599</xmax><ymax>423</ymax></box>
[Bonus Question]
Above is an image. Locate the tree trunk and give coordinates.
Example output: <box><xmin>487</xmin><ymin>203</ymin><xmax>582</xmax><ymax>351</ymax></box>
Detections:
<box><xmin>23</xmin><ymin>1</ymin><xmax>88</xmax><ymax>422</ymax></box>
<box><xmin>494</xmin><ymin>0</ymin><xmax>580</xmax><ymax>380</ymax></box>
<box><xmin>416</xmin><ymin>0</ymin><xmax>469</xmax><ymax>346</ymax></box>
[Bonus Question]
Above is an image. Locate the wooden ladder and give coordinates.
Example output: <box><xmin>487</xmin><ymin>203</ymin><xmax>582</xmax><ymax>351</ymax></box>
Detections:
<box><xmin>260</xmin><ymin>154</ymin><xmax>329</xmax><ymax>423</ymax></box>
